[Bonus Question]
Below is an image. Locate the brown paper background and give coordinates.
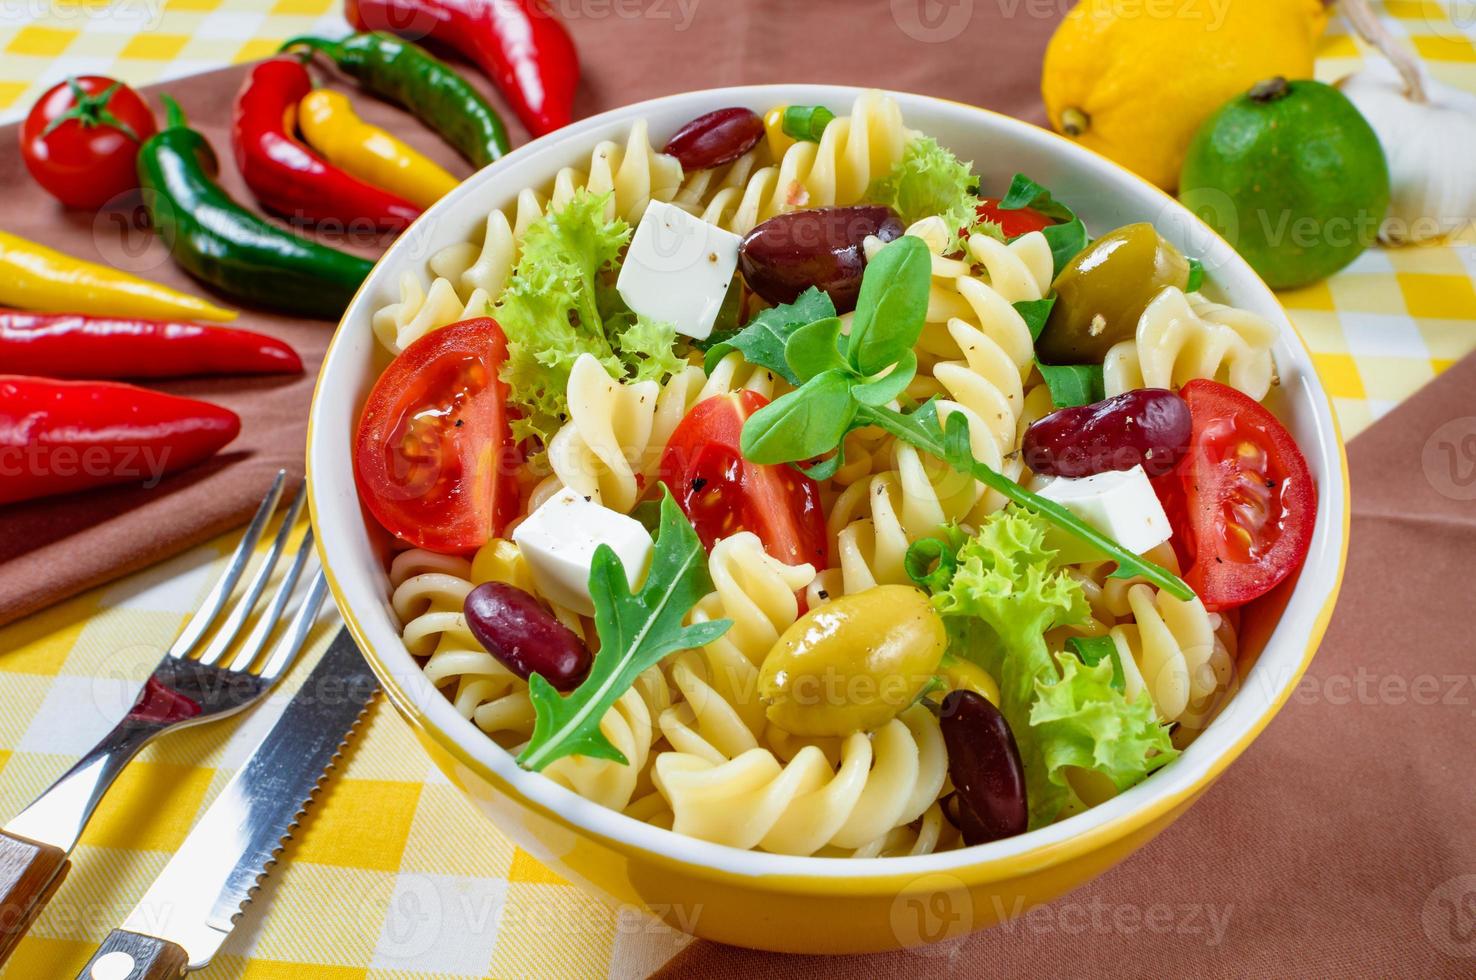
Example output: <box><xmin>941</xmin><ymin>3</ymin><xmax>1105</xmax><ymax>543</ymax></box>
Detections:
<box><xmin>0</xmin><ymin>0</ymin><xmax>1061</xmax><ymax>625</ymax></box>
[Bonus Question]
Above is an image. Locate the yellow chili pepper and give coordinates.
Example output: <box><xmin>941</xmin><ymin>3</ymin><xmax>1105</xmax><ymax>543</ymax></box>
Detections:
<box><xmin>763</xmin><ymin>105</ymin><xmax>795</xmax><ymax>159</ymax></box>
<box><xmin>0</xmin><ymin>230</ymin><xmax>236</xmax><ymax>322</ymax></box>
<box><xmin>297</xmin><ymin>90</ymin><xmax>460</xmax><ymax>210</ymax></box>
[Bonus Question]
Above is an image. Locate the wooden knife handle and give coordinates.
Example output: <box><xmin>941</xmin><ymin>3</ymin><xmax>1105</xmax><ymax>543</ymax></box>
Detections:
<box><xmin>0</xmin><ymin>829</ymin><xmax>70</xmax><ymax>964</ymax></box>
<box><xmin>77</xmin><ymin>929</ymin><xmax>189</xmax><ymax>979</ymax></box>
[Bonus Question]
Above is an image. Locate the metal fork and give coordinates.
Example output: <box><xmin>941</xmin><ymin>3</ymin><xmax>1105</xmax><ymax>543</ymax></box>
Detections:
<box><xmin>0</xmin><ymin>471</ymin><xmax>329</xmax><ymax>964</ymax></box>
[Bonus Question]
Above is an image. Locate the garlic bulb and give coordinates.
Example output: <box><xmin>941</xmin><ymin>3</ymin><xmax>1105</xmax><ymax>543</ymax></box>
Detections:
<box><xmin>1336</xmin><ymin>0</ymin><xmax>1476</xmax><ymax>244</ymax></box>
<box><xmin>1339</xmin><ymin>59</ymin><xmax>1476</xmax><ymax>244</ymax></box>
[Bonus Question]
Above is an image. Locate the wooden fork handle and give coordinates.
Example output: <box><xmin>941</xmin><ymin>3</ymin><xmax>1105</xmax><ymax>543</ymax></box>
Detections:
<box><xmin>0</xmin><ymin>829</ymin><xmax>70</xmax><ymax>964</ymax></box>
<box><xmin>77</xmin><ymin>929</ymin><xmax>189</xmax><ymax>979</ymax></box>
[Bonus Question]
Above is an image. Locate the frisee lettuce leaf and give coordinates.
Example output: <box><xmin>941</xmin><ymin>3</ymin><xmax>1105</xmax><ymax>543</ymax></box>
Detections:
<box><xmin>866</xmin><ymin>136</ymin><xmax>997</xmax><ymax>252</ymax></box>
<box><xmin>518</xmin><ymin>488</ymin><xmax>730</xmax><ymax>772</ymax></box>
<box><xmin>493</xmin><ymin>188</ymin><xmax>684</xmax><ymax>448</ymax></box>
<box><xmin>927</xmin><ymin>508</ymin><xmax>1176</xmax><ymax>828</ymax></box>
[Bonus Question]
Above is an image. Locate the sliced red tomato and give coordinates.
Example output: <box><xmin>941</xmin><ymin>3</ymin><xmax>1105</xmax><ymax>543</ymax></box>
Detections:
<box><xmin>976</xmin><ymin>197</ymin><xmax>1054</xmax><ymax>238</ymax></box>
<box><xmin>354</xmin><ymin>317</ymin><xmax>519</xmax><ymax>553</ymax></box>
<box><xmin>660</xmin><ymin>390</ymin><xmax>828</xmax><ymax>568</ymax></box>
<box><xmin>1153</xmin><ymin>379</ymin><xmax>1316</xmax><ymax>611</ymax></box>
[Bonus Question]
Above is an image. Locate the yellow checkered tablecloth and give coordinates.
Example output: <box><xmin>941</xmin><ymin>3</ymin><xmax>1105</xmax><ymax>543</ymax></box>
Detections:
<box><xmin>2</xmin><ymin>2</ymin><xmax>1475</xmax><ymax>978</ymax></box>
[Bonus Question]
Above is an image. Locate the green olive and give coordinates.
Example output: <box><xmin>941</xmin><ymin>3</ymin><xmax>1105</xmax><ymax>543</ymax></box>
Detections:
<box><xmin>1035</xmin><ymin>223</ymin><xmax>1190</xmax><ymax>364</ymax></box>
<box><xmin>758</xmin><ymin>585</ymin><xmax>946</xmax><ymax>737</ymax></box>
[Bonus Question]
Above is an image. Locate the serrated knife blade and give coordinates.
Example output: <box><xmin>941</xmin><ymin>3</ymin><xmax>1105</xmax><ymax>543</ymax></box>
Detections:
<box><xmin>76</xmin><ymin>628</ymin><xmax>378</xmax><ymax>980</ymax></box>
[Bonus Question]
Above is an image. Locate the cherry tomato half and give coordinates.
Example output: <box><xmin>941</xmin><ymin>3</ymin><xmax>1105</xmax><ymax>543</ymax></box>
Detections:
<box><xmin>21</xmin><ymin>76</ymin><xmax>156</xmax><ymax>210</ymax></box>
<box><xmin>1153</xmin><ymin>379</ymin><xmax>1316</xmax><ymax>610</ymax></box>
<box><xmin>660</xmin><ymin>390</ymin><xmax>829</xmax><ymax>568</ymax></box>
<box><xmin>976</xmin><ymin>197</ymin><xmax>1054</xmax><ymax>238</ymax></box>
<box><xmin>354</xmin><ymin>317</ymin><xmax>519</xmax><ymax>553</ymax></box>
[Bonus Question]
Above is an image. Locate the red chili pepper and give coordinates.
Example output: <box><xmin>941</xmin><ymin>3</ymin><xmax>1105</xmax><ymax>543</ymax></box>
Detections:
<box><xmin>347</xmin><ymin>0</ymin><xmax>579</xmax><ymax>137</ymax></box>
<box><xmin>232</xmin><ymin>57</ymin><xmax>421</xmax><ymax>231</ymax></box>
<box><xmin>0</xmin><ymin>376</ymin><xmax>241</xmax><ymax>505</ymax></box>
<box><xmin>0</xmin><ymin>311</ymin><xmax>303</xmax><ymax>379</ymax></box>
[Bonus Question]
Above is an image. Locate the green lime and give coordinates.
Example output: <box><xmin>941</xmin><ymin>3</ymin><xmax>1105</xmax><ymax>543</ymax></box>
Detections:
<box><xmin>1179</xmin><ymin>77</ymin><xmax>1390</xmax><ymax>290</ymax></box>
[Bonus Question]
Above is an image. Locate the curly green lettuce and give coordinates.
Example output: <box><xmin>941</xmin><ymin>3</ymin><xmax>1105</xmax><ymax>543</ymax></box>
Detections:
<box><xmin>493</xmin><ymin>188</ymin><xmax>683</xmax><ymax>448</ymax></box>
<box><xmin>865</xmin><ymin>136</ymin><xmax>1000</xmax><ymax>251</ymax></box>
<box><xmin>929</xmin><ymin>507</ymin><xmax>1176</xmax><ymax>828</ymax></box>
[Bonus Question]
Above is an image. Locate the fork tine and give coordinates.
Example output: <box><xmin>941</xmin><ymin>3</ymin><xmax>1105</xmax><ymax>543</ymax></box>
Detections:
<box><xmin>255</xmin><ymin>570</ymin><xmax>329</xmax><ymax>684</ymax></box>
<box><xmin>196</xmin><ymin>482</ymin><xmax>307</xmax><ymax>668</ymax></box>
<box><xmin>167</xmin><ymin>470</ymin><xmax>289</xmax><ymax>660</ymax></box>
<box><xmin>226</xmin><ymin>525</ymin><xmax>317</xmax><ymax>674</ymax></box>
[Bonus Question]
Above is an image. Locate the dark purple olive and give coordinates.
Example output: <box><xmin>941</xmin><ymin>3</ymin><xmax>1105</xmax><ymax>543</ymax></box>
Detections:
<box><xmin>738</xmin><ymin>205</ymin><xmax>904</xmax><ymax>313</ymax></box>
<box><xmin>1022</xmin><ymin>388</ymin><xmax>1193</xmax><ymax>480</ymax></box>
<box><xmin>663</xmin><ymin>107</ymin><xmax>764</xmax><ymax>171</ymax></box>
<box><xmin>939</xmin><ymin>690</ymin><xmax>1027</xmax><ymax>846</ymax></box>
<box><xmin>463</xmin><ymin>582</ymin><xmax>590</xmax><ymax>691</ymax></box>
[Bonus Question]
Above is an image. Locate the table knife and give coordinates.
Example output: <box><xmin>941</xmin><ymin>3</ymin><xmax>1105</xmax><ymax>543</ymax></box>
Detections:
<box><xmin>75</xmin><ymin>628</ymin><xmax>378</xmax><ymax>980</ymax></box>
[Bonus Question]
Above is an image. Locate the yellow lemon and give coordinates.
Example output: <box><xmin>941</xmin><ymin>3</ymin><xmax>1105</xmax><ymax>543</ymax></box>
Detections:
<box><xmin>1042</xmin><ymin>0</ymin><xmax>1327</xmax><ymax>191</ymax></box>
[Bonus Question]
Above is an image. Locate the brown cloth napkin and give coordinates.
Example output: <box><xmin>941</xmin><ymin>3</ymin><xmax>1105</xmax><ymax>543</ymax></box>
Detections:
<box><xmin>655</xmin><ymin>352</ymin><xmax>1476</xmax><ymax>977</ymax></box>
<box><xmin>0</xmin><ymin>0</ymin><xmax>1059</xmax><ymax>626</ymax></box>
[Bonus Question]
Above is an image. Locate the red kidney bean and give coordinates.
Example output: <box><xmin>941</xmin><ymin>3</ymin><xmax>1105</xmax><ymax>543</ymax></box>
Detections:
<box><xmin>463</xmin><ymin>583</ymin><xmax>590</xmax><ymax>691</ymax></box>
<box><xmin>939</xmin><ymin>690</ymin><xmax>1027</xmax><ymax>846</ymax></box>
<box><xmin>1022</xmin><ymin>388</ymin><xmax>1193</xmax><ymax>479</ymax></box>
<box><xmin>663</xmin><ymin>107</ymin><xmax>764</xmax><ymax>171</ymax></box>
<box><xmin>738</xmin><ymin>205</ymin><xmax>904</xmax><ymax>313</ymax></box>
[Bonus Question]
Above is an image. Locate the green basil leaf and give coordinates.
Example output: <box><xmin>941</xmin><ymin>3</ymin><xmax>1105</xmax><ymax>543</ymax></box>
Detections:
<box><xmin>784</xmin><ymin>316</ymin><xmax>849</xmax><ymax>383</ymax></box>
<box><xmin>1186</xmin><ymin>257</ymin><xmax>1205</xmax><ymax>293</ymax></box>
<box><xmin>847</xmin><ymin>236</ymin><xmax>931</xmax><ymax>376</ymax></box>
<box><xmin>783</xmin><ymin>104</ymin><xmax>835</xmax><ymax>142</ymax></box>
<box><xmin>740</xmin><ymin>370</ymin><xmax>857</xmax><ymax>464</ymax></box>
<box><xmin>1038</xmin><ymin>362</ymin><xmax>1105</xmax><ymax>408</ymax></box>
<box><xmin>703</xmin><ymin>286</ymin><xmax>836</xmax><ymax>385</ymax></box>
<box><xmin>1066</xmin><ymin>635</ymin><xmax>1125</xmax><ymax>692</ymax></box>
<box><xmin>1014</xmin><ymin>297</ymin><xmax>1056</xmax><ymax>343</ymax></box>
<box><xmin>851</xmin><ymin>351</ymin><xmax>917</xmax><ymax>407</ymax></box>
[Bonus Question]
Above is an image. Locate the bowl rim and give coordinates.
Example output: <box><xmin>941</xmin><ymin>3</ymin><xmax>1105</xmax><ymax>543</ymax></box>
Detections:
<box><xmin>307</xmin><ymin>83</ymin><xmax>1351</xmax><ymax>888</ymax></box>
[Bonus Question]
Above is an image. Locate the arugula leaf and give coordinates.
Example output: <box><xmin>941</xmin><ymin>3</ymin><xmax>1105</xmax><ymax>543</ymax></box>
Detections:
<box><xmin>1186</xmin><ymin>257</ymin><xmax>1205</xmax><ymax>293</ymax></box>
<box><xmin>1037</xmin><ymin>362</ymin><xmax>1106</xmax><ymax>408</ymax></box>
<box><xmin>851</xmin><ymin>352</ymin><xmax>917</xmax><ymax>407</ymax></box>
<box><xmin>741</xmin><ymin>370</ymin><xmax>857</xmax><ymax>464</ymax></box>
<box><xmin>1066</xmin><ymin>635</ymin><xmax>1124</xmax><ymax>692</ymax></box>
<box><xmin>847</xmin><ymin>236</ymin><xmax>931</xmax><ymax>375</ymax></box>
<box><xmin>702</xmin><ymin>286</ymin><xmax>835</xmax><ymax>385</ymax></box>
<box><xmin>518</xmin><ymin>489</ymin><xmax>731</xmax><ymax>771</ymax></box>
<box><xmin>997</xmin><ymin>173</ymin><xmax>1089</xmax><ymax>276</ymax></box>
<box><xmin>1015</xmin><ymin>296</ymin><xmax>1104</xmax><ymax>408</ymax></box>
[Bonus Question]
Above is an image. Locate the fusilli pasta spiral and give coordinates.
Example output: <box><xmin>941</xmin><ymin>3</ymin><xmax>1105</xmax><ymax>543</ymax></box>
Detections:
<box><xmin>653</xmin><ymin>703</ymin><xmax>947</xmax><ymax>856</ymax></box>
<box><xmin>1103</xmin><ymin>287</ymin><xmax>1277</xmax><ymax>400</ymax></box>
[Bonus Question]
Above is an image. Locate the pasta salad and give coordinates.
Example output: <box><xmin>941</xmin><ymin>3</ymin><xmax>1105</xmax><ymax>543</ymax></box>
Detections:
<box><xmin>353</xmin><ymin>92</ymin><xmax>1316</xmax><ymax>857</ymax></box>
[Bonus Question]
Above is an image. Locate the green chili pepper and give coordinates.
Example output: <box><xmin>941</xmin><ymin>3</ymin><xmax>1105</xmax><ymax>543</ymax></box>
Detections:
<box><xmin>136</xmin><ymin>96</ymin><xmax>374</xmax><ymax>320</ymax></box>
<box><xmin>283</xmin><ymin>32</ymin><xmax>510</xmax><ymax>169</ymax></box>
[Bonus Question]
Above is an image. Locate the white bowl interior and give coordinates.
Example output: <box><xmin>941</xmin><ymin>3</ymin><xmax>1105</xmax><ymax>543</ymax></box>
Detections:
<box><xmin>308</xmin><ymin>85</ymin><xmax>1347</xmax><ymax>880</ymax></box>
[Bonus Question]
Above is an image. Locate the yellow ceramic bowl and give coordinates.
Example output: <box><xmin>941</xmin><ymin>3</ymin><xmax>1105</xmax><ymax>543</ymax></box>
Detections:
<box><xmin>307</xmin><ymin>85</ymin><xmax>1349</xmax><ymax>953</ymax></box>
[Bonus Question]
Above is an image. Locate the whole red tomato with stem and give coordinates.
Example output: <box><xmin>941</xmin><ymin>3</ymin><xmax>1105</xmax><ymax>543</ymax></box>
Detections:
<box><xmin>21</xmin><ymin>76</ymin><xmax>156</xmax><ymax>209</ymax></box>
<box><xmin>1152</xmin><ymin>379</ymin><xmax>1316</xmax><ymax>610</ymax></box>
<box><xmin>660</xmin><ymin>390</ymin><xmax>829</xmax><ymax>569</ymax></box>
<box><xmin>354</xmin><ymin>317</ymin><xmax>520</xmax><ymax>554</ymax></box>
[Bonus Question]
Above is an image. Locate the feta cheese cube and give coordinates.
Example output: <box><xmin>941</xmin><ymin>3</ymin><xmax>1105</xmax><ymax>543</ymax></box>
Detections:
<box><xmin>511</xmin><ymin>487</ymin><xmax>653</xmax><ymax>616</ymax></box>
<box><xmin>616</xmin><ymin>200</ymin><xmax>740</xmax><ymax>340</ymax></box>
<box><xmin>1035</xmin><ymin>465</ymin><xmax>1172</xmax><ymax>556</ymax></box>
